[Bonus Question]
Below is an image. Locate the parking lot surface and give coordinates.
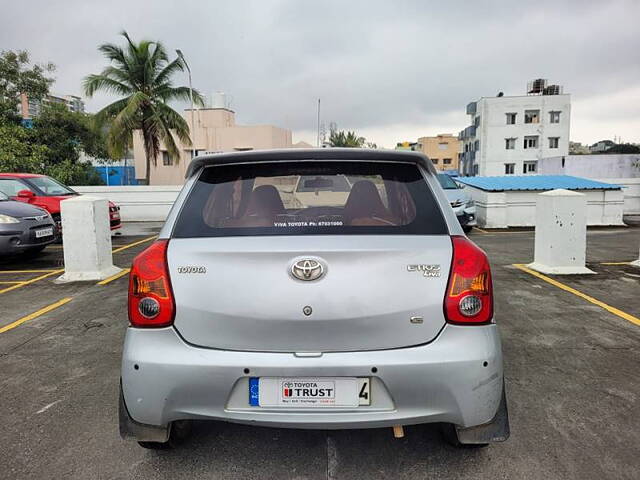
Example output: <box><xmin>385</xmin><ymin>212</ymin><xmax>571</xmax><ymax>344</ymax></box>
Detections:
<box><xmin>1</xmin><ymin>226</ymin><xmax>638</xmax><ymax>479</ymax></box>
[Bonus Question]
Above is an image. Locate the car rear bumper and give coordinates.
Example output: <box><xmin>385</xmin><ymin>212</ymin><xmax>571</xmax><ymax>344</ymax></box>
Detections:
<box><xmin>121</xmin><ymin>323</ymin><xmax>504</xmax><ymax>431</ymax></box>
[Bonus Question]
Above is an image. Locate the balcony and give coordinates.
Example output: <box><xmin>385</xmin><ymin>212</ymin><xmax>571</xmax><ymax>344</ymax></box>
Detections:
<box><xmin>466</xmin><ymin>102</ymin><xmax>477</xmax><ymax>115</ymax></box>
<box><xmin>458</xmin><ymin>125</ymin><xmax>477</xmax><ymax>140</ymax></box>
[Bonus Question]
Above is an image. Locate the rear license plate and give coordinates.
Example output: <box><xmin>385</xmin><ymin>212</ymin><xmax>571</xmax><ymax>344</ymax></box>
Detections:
<box><xmin>249</xmin><ymin>377</ymin><xmax>370</xmax><ymax>407</ymax></box>
<box><xmin>35</xmin><ymin>227</ymin><xmax>53</xmax><ymax>238</ymax></box>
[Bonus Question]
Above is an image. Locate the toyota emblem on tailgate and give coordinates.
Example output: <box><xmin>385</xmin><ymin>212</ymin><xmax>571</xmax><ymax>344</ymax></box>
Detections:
<box><xmin>291</xmin><ymin>259</ymin><xmax>324</xmax><ymax>281</ymax></box>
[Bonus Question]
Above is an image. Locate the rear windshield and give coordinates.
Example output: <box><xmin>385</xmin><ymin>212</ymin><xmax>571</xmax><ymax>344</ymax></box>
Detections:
<box><xmin>172</xmin><ymin>161</ymin><xmax>447</xmax><ymax>237</ymax></box>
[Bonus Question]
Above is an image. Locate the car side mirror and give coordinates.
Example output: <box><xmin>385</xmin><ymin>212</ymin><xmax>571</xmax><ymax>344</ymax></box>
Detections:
<box><xmin>17</xmin><ymin>189</ymin><xmax>36</xmax><ymax>199</ymax></box>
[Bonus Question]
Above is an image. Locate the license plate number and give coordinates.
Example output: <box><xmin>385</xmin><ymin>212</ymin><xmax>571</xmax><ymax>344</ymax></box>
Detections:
<box><xmin>249</xmin><ymin>377</ymin><xmax>370</xmax><ymax>407</ymax></box>
<box><xmin>35</xmin><ymin>227</ymin><xmax>53</xmax><ymax>238</ymax></box>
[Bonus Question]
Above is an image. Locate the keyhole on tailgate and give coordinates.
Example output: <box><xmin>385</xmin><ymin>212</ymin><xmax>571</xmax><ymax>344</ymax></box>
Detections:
<box><xmin>303</xmin><ymin>306</ymin><xmax>312</xmax><ymax>316</ymax></box>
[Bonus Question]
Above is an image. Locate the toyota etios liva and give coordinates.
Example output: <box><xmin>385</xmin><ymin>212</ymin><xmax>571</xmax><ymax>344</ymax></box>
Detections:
<box><xmin>119</xmin><ymin>149</ymin><xmax>509</xmax><ymax>449</ymax></box>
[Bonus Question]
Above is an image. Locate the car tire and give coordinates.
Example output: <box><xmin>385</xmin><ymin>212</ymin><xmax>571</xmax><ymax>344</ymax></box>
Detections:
<box><xmin>462</xmin><ymin>225</ymin><xmax>473</xmax><ymax>234</ymax></box>
<box><xmin>440</xmin><ymin>424</ymin><xmax>489</xmax><ymax>448</ymax></box>
<box><xmin>137</xmin><ymin>420</ymin><xmax>191</xmax><ymax>450</ymax></box>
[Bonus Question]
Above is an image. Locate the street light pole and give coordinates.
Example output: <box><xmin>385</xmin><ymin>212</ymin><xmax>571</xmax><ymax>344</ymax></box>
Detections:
<box><xmin>176</xmin><ymin>49</ymin><xmax>196</xmax><ymax>160</ymax></box>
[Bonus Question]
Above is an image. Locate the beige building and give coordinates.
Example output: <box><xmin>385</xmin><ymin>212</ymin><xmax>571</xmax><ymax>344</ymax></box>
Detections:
<box><xmin>416</xmin><ymin>134</ymin><xmax>461</xmax><ymax>171</ymax></box>
<box><xmin>133</xmin><ymin>107</ymin><xmax>293</xmax><ymax>184</ymax></box>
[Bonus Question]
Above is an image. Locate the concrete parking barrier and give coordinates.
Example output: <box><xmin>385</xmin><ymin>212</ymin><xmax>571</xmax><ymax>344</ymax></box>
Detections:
<box><xmin>56</xmin><ymin>196</ymin><xmax>121</xmax><ymax>282</ymax></box>
<box><xmin>632</xmin><ymin>243</ymin><xmax>640</xmax><ymax>268</ymax></box>
<box><xmin>528</xmin><ymin>189</ymin><xmax>595</xmax><ymax>275</ymax></box>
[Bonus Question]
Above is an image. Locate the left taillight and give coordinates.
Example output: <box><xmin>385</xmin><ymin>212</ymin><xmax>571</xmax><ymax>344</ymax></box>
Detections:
<box><xmin>444</xmin><ymin>235</ymin><xmax>493</xmax><ymax>325</ymax></box>
<box><xmin>128</xmin><ymin>239</ymin><xmax>175</xmax><ymax>328</ymax></box>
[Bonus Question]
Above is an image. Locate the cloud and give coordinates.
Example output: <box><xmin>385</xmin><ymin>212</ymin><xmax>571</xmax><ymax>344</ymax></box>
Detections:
<box><xmin>1</xmin><ymin>0</ymin><xmax>639</xmax><ymax>147</ymax></box>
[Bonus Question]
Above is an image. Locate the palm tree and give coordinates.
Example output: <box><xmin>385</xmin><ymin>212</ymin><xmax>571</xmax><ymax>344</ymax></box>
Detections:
<box><xmin>83</xmin><ymin>31</ymin><xmax>204</xmax><ymax>184</ymax></box>
<box><xmin>328</xmin><ymin>128</ymin><xmax>366</xmax><ymax>148</ymax></box>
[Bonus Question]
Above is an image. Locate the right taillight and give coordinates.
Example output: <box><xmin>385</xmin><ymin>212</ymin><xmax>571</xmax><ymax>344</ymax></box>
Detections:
<box><xmin>444</xmin><ymin>236</ymin><xmax>493</xmax><ymax>324</ymax></box>
<box><xmin>128</xmin><ymin>239</ymin><xmax>175</xmax><ymax>328</ymax></box>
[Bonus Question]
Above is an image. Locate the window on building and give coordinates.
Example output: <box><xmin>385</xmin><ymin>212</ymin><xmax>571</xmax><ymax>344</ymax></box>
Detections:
<box><xmin>548</xmin><ymin>137</ymin><xmax>560</xmax><ymax>149</ymax></box>
<box><xmin>504</xmin><ymin>163</ymin><xmax>515</xmax><ymax>175</ymax></box>
<box><xmin>473</xmin><ymin>164</ymin><xmax>479</xmax><ymax>175</ymax></box>
<box><xmin>443</xmin><ymin>158</ymin><xmax>452</xmax><ymax>165</ymax></box>
<box><xmin>438</xmin><ymin>143</ymin><xmax>448</xmax><ymax>151</ymax></box>
<box><xmin>474</xmin><ymin>140</ymin><xmax>480</xmax><ymax>151</ymax></box>
<box><xmin>506</xmin><ymin>112</ymin><xmax>517</xmax><ymax>125</ymax></box>
<box><xmin>474</xmin><ymin>115</ymin><xmax>481</xmax><ymax>127</ymax></box>
<box><xmin>162</xmin><ymin>151</ymin><xmax>173</xmax><ymax>166</ymax></box>
<box><xmin>431</xmin><ymin>158</ymin><xmax>439</xmax><ymax>164</ymax></box>
<box><xmin>524</xmin><ymin>136</ymin><xmax>539</xmax><ymax>149</ymax></box>
<box><xmin>549</xmin><ymin>111</ymin><xmax>561</xmax><ymax>124</ymax></box>
<box><xmin>524</xmin><ymin>110</ymin><xmax>540</xmax><ymax>124</ymax></box>
<box><xmin>505</xmin><ymin>138</ymin><xmax>516</xmax><ymax>150</ymax></box>
<box><xmin>523</xmin><ymin>161</ymin><xmax>538</xmax><ymax>174</ymax></box>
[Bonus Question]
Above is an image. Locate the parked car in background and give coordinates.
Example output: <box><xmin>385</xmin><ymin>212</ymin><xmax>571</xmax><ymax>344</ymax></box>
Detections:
<box><xmin>437</xmin><ymin>173</ymin><xmax>476</xmax><ymax>233</ymax></box>
<box><xmin>120</xmin><ymin>149</ymin><xmax>509</xmax><ymax>449</ymax></box>
<box><xmin>0</xmin><ymin>173</ymin><xmax>121</xmax><ymax>234</ymax></box>
<box><xmin>0</xmin><ymin>190</ymin><xmax>56</xmax><ymax>255</ymax></box>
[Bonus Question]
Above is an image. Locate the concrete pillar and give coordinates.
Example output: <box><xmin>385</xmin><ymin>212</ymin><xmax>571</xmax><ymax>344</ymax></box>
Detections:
<box><xmin>528</xmin><ymin>189</ymin><xmax>595</xmax><ymax>275</ymax></box>
<box><xmin>57</xmin><ymin>196</ymin><xmax>121</xmax><ymax>282</ymax></box>
<box><xmin>632</xmin><ymin>243</ymin><xmax>640</xmax><ymax>268</ymax></box>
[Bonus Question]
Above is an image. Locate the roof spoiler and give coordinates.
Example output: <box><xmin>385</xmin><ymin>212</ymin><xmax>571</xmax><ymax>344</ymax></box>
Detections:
<box><xmin>185</xmin><ymin>148</ymin><xmax>435</xmax><ymax>179</ymax></box>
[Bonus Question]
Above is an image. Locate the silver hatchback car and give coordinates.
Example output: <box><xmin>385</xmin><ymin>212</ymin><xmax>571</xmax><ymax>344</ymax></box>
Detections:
<box><xmin>119</xmin><ymin>149</ymin><xmax>509</xmax><ymax>449</ymax></box>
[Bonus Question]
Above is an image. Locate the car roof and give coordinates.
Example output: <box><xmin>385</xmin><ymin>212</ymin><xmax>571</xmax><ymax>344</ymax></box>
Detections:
<box><xmin>185</xmin><ymin>148</ymin><xmax>435</xmax><ymax>179</ymax></box>
<box><xmin>0</xmin><ymin>173</ymin><xmax>45</xmax><ymax>178</ymax></box>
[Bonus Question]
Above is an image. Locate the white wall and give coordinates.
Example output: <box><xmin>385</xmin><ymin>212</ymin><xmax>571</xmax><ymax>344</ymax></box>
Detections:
<box><xmin>538</xmin><ymin>154</ymin><xmax>640</xmax><ymax>177</ymax></box>
<box><xmin>72</xmin><ymin>185</ymin><xmax>181</xmax><ymax>221</ymax></box>
<box><xmin>538</xmin><ymin>155</ymin><xmax>640</xmax><ymax>214</ymax></box>
<box><xmin>467</xmin><ymin>186</ymin><xmax>624</xmax><ymax>228</ymax></box>
<box><xmin>464</xmin><ymin>94</ymin><xmax>570</xmax><ymax>176</ymax></box>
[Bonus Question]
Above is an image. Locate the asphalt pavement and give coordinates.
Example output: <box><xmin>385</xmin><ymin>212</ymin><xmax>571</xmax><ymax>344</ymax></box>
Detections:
<box><xmin>0</xmin><ymin>226</ymin><xmax>638</xmax><ymax>479</ymax></box>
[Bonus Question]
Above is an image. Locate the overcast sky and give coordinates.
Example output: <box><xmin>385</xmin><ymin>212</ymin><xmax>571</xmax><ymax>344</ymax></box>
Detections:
<box><xmin>2</xmin><ymin>0</ymin><xmax>639</xmax><ymax>147</ymax></box>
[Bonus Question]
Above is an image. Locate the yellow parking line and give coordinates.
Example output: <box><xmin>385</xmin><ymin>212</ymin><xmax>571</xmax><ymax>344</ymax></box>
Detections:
<box><xmin>0</xmin><ymin>281</ymin><xmax>26</xmax><ymax>285</ymax></box>
<box><xmin>513</xmin><ymin>264</ymin><xmax>640</xmax><ymax>327</ymax></box>
<box><xmin>112</xmin><ymin>235</ymin><xmax>157</xmax><ymax>254</ymax></box>
<box><xmin>0</xmin><ymin>297</ymin><xmax>72</xmax><ymax>334</ymax></box>
<box><xmin>472</xmin><ymin>227</ymin><xmax>488</xmax><ymax>233</ymax></box>
<box><xmin>0</xmin><ymin>269</ymin><xmax>57</xmax><ymax>274</ymax></box>
<box><xmin>600</xmin><ymin>262</ymin><xmax>631</xmax><ymax>265</ymax></box>
<box><xmin>0</xmin><ymin>269</ymin><xmax>64</xmax><ymax>295</ymax></box>
<box><xmin>98</xmin><ymin>268</ymin><xmax>130</xmax><ymax>286</ymax></box>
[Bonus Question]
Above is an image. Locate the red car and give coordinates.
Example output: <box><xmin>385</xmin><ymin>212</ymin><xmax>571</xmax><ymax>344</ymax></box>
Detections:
<box><xmin>0</xmin><ymin>173</ymin><xmax>121</xmax><ymax>233</ymax></box>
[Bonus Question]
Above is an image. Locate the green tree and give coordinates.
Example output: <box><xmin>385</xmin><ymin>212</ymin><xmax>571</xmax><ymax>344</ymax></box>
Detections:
<box><xmin>32</xmin><ymin>103</ymin><xmax>112</xmax><ymax>165</ymax></box>
<box><xmin>0</xmin><ymin>50</ymin><xmax>55</xmax><ymax>122</ymax></box>
<box><xmin>0</xmin><ymin>104</ymin><xmax>108</xmax><ymax>185</ymax></box>
<box><xmin>83</xmin><ymin>31</ymin><xmax>204</xmax><ymax>184</ymax></box>
<box><xmin>606</xmin><ymin>143</ymin><xmax>640</xmax><ymax>154</ymax></box>
<box><xmin>328</xmin><ymin>128</ymin><xmax>366</xmax><ymax>148</ymax></box>
<box><xmin>0</xmin><ymin>123</ymin><xmax>49</xmax><ymax>172</ymax></box>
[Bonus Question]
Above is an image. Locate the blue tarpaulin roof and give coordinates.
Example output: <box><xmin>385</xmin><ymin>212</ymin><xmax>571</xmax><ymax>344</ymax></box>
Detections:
<box><xmin>455</xmin><ymin>175</ymin><xmax>621</xmax><ymax>192</ymax></box>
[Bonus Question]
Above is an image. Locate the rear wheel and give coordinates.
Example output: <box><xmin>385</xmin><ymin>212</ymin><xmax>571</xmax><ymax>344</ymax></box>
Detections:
<box><xmin>137</xmin><ymin>420</ymin><xmax>191</xmax><ymax>450</ymax></box>
<box><xmin>440</xmin><ymin>424</ymin><xmax>489</xmax><ymax>448</ymax></box>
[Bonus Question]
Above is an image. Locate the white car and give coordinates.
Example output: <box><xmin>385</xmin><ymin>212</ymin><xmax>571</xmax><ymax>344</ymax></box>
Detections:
<box><xmin>437</xmin><ymin>173</ymin><xmax>476</xmax><ymax>233</ymax></box>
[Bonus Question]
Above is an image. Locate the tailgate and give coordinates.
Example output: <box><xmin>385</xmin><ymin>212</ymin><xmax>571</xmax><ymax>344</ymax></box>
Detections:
<box><xmin>168</xmin><ymin>235</ymin><xmax>451</xmax><ymax>352</ymax></box>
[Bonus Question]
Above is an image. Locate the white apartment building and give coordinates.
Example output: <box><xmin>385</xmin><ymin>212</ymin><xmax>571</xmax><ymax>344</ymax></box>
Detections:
<box><xmin>459</xmin><ymin>79</ymin><xmax>570</xmax><ymax>176</ymax></box>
